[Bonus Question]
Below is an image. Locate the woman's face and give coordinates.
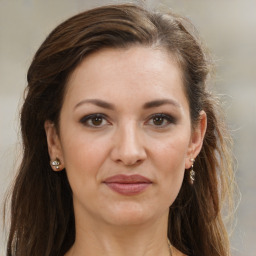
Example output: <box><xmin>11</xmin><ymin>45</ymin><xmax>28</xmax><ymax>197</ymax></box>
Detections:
<box><xmin>46</xmin><ymin>46</ymin><xmax>205</xmax><ymax>227</ymax></box>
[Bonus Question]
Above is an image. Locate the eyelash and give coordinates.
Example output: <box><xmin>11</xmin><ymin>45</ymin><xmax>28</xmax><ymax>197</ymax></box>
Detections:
<box><xmin>146</xmin><ymin>113</ymin><xmax>176</xmax><ymax>128</ymax></box>
<box><xmin>80</xmin><ymin>113</ymin><xmax>110</xmax><ymax>128</ymax></box>
<box><xmin>79</xmin><ymin>113</ymin><xmax>176</xmax><ymax>128</ymax></box>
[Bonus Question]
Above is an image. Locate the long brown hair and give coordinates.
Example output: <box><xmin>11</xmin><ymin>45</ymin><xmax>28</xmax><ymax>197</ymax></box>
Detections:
<box><xmin>5</xmin><ymin>3</ymin><xmax>235</xmax><ymax>256</ymax></box>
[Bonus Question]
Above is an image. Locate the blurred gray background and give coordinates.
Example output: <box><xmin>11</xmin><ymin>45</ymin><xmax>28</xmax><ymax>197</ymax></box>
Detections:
<box><xmin>0</xmin><ymin>0</ymin><xmax>255</xmax><ymax>255</ymax></box>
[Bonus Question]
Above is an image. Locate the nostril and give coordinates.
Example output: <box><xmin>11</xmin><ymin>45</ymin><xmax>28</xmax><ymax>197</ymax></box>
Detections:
<box><xmin>110</xmin><ymin>126</ymin><xmax>147</xmax><ymax>165</ymax></box>
<box><xmin>111</xmin><ymin>146</ymin><xmax>147</xmax><ymax>166</ymax></box>
<box><xmin>115</xmin><ymin>154</ymin><xmax>144</xmax><ymax>166</ymax></box>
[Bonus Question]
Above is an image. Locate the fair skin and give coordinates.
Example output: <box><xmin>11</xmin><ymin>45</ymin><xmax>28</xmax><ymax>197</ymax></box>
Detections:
<box><xmin>45</xmin><ymin>46</ymin><xmax>206</xmax><ymax>256</ymax></box>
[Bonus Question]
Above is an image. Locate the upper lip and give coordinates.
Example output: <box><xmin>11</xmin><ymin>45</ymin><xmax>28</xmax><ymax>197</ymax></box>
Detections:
<box><xmin>103</xmin><ymin>174</ymin><xmax>152</xmax><ymax>184</ymax></box>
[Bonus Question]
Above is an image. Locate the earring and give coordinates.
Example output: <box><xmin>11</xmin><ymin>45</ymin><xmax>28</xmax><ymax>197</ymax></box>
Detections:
<box><xmin>189</xmin><ymin>158</ymin><xmax>195</xmax><ymax>185</ymax></box>
<box><xmin>50</xmin><ymin>158</ymin><xmax>62</xmax><ymax>171</ymax></box>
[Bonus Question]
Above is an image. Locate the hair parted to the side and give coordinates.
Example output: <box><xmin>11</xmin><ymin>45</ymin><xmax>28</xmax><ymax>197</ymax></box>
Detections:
<box><xmin>5</xmin><ymin>3</ymin><xmax>236</xmax><ymax>256</ymax></box>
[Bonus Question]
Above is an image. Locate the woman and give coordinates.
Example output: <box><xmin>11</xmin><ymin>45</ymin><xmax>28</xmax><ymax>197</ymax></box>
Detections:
<box><xmin>6</xmin><ymin>3</ymin><xmax>235</xmax><ymax>256</ymax></box>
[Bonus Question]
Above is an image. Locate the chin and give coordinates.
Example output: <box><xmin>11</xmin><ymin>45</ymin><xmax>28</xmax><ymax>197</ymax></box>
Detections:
<box><xmin>102</xmin><ymin>202</ymin><xmax>163</xmax><ymax>227</ymax></box>
<box><xmin>107</xmin><ymin>214</ymin><xmax>151</xmax><ymax>227</ymax></box>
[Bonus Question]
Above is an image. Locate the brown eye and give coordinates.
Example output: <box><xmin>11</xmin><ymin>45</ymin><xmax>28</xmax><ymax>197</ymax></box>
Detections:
<box><xmin>80</xmin><ymin>114</ymin><xmax>110</xmax><ymax>128</ymax></box>
<box><xmin>146</xmin><ymin>113</ymin><xmax>176</xmax><ymax>128</ymax></box>
<box><xmin>153</xmin><ymin>116</ymin><xmax>164</xmax><ymax>126</ymax></box>
<box><xmin>91</xmin><ymin>116</ymin><xmax>103</xmax><ymax>126</ymax></box>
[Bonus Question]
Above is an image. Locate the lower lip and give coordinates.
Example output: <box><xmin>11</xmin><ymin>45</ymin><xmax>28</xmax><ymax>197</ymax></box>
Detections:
<box><xmin>105</xmin><ymin>183</ymin><xmax>151</xmax><ymax>196</ymax></box>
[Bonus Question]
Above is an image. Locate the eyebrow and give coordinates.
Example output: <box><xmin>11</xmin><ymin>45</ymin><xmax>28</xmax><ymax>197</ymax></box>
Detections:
<box><xmin>74</xmin><ymin>98</ymin><xmax>181</xmax><ymax>110</ymax></box>
<box><xmin>143</xmin><ymin>99</ymin><xmax>181</xmax><ymax>109</ymax></box>
<box><xmin>74</xmin><ymin>99</ymin><xmax>115</xmax><ymax>110</ymax></box>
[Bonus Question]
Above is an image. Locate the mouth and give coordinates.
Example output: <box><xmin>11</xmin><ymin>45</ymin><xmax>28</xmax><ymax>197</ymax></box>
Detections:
<box><xmin>103</xmin><ymin>174</ymin><xmax>152</xmax><ymax>196</ymax></box>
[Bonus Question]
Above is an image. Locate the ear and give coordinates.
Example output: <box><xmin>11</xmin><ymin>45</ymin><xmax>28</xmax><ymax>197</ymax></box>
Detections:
<box><xmin>185</xmin><ymin>110</ymin><xmax>207</xmax><ymax>169</ymax></box>
<box><xmin>44</xmin><ymin>120</ymin><xmax>65</xmax><ymax>171</ymax></box>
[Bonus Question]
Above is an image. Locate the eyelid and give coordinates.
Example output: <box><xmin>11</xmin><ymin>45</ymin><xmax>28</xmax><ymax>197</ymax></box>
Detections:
<box><xmin>79</xmin><ymin>112</ymin><xmax>176</xmax><ymax>128</ymax></box>
<box><xmin>79</xmin><ymin>113</ymin><xmax>111</xmax><ymax>127</ymax></box>
<box><xmin>146</xmin><ymin>113</ymin><xmax>177</xmax><ymax>127</ymax></box>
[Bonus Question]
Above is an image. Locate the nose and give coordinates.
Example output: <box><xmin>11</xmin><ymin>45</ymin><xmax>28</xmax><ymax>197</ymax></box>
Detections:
<box><xmin>110</xmin><ymin>122</ymin><xmax>147</xmax><ymax>166</ymax></box>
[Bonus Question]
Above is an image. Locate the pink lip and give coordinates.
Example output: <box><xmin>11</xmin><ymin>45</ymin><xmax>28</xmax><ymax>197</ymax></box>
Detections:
<box><xmin>103</xmin><ymin>174</ymin><xmax>152</xmax><ymax>196</ymax></box>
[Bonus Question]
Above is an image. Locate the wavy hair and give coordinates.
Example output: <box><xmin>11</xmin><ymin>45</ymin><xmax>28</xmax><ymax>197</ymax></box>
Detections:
<box><xmin>5</xmin><ymin>3</ymin><xmax>235</xmax><ymax>256</ymax></box>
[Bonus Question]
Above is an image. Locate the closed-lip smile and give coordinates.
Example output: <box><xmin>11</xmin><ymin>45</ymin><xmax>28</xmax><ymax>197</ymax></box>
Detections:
<box><xmin>103</xmin><ymin>174</ymin><xmax>152</xmax><ymax>195</ymax></box>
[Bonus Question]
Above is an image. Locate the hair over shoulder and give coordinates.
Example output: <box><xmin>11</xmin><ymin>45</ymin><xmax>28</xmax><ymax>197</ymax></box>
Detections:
<box><xmin>5</xmin><ymin>3</ymin><xmax>236</xmax><ymax>256</ymax></box>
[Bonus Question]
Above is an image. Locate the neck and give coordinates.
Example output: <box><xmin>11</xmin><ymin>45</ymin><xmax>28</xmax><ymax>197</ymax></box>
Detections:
<box><xmin>66</xmin><ymin>212</ymin><xmax>173</xmax><ymax>256</ymax></box>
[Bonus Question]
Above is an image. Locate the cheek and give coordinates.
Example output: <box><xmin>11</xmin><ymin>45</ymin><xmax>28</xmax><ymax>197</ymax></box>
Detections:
<box><xmin>151</xmin><ymin>133</ymin><xmax>190</xmax><ymax>172</ymax></box>
<box><xmin>60</xmin><ymin>132</ymin><xmax>109</xmax><ymax>191</ymax></box>
<box><xmin>155</xmin><ymin>144</ymin><xmax>186</xmax><ymax>186</ymax></box>
<box><xmin>150</xmin><ymin>133</ymin><xmax>190</xmax><ymax>199</ymax></box>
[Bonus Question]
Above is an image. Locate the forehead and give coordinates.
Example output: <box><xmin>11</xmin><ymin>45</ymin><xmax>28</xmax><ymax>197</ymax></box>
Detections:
<box><xmin>64</xmin><ymin>46</ymin><xmax>188</xmax><ymax>110</ymax></box>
